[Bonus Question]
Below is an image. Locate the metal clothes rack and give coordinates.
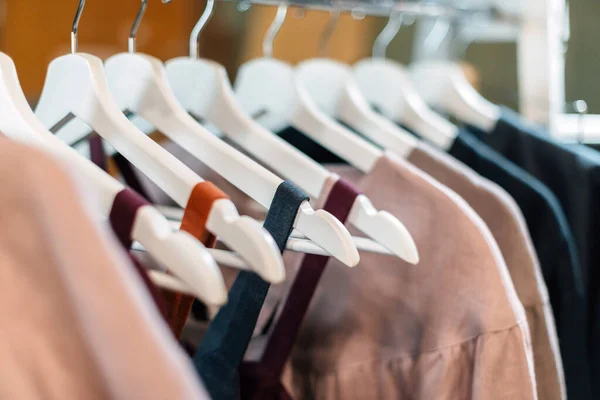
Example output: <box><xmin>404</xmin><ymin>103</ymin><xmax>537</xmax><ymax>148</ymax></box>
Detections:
<box><xmin>230</xmin><ymin>0</ymin><xmax>460</xmax><ymax>17</ymax></box>
<box><xmin>228</xmin><ymin>0</ymin><xmax>579</xmax><ymax>142</ymax></box>
<box><xmin>518</xmin><ymin>0</ymin><xmax>572</xmax><ymax>140</ymax></box>
<box><xmin>414</xmin><ymin>0</ymin><xmax>594</xmax><ymax>143</ymax></box>
<box><xmin>227</xmin><ymin>0</ymin><xmax>584</xmax><ymax>142</ymax></box>
<box><xmin>411</xmin><ymin>0</ymin><xmax>570</xmax><ymax>139</ymax></box>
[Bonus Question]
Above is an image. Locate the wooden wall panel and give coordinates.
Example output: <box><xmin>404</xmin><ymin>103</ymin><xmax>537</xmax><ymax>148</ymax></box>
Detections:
<box><xmin>0</xmin><ymin>0</ymin><xmax>375</xmax><ymax>100</ymax></box>
<box><xmin>1</xmin><ymin>0</ymin><xmax>200</xmax><ymax>99</ymax></box>
<box><xmin>239</xmin><ymin>6</ymin><xmax>377</xmax><ymax>65</ymax></box>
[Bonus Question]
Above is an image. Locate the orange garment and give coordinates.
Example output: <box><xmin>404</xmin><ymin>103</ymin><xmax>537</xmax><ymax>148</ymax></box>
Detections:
<box><xmin>162</xmin><ymin>182</ymin><xmax>229</xmax><ymax>337</ymax></box>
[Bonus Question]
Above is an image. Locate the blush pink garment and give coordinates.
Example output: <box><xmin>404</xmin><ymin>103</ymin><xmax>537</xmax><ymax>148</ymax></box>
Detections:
<box><xmin>118</xmin><ymin>139</ymin><xmax>537</xmax><ymax>399</ymax></box>
<box><xmin>262</xmin><ymin>152</ymin><xmax>537</xmax><ymax>400</ymax></box>
<box><xmin>408</xmin><ymin>142</ymin><xmax>565</xmax><ymax>400</ymax></box>
<box><xmin>0</xmin><ymin>139</ymin><xmax>209</xmax><ymax>400</ymax></box>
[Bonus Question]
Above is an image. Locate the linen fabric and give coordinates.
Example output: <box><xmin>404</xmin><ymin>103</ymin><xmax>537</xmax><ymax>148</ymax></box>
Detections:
<box><xmin>193</xmin><ymin>181</ymin><xmax>309</xmax><ymax>400</ymax></box>
<box><xmin>409</xmin><ymin>142</ymin><xmax>565</xmax><ymax>399</ymax></box>
<box><xmin>449</xmin><ymin>129</ymin><xmax>591</xmax><ymax>399</ymax></box>
<box><xmin>266</xmin><ymin>152</ymin><xmax>536</xmax><ymax>399</ymax></box>
<box><xmin>0</xmin><ymin>138</ymin><xmax>209</xmax><ymax>399</ymax></box>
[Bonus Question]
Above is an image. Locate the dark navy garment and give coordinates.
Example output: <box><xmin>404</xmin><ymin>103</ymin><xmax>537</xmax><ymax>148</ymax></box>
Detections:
<box><xmin>467</xmin><ymin>109</ymin><xmax>599</xmax><ymax>398</ymax></box>
<box><xmin>239</xmin><ymin>179</ymin><xmax>360</xmax><ymax>399</ymax></box>
<box><xmin>88</xmin><ymin>134</ymin><xmax>151</xmax><ymax>200</ymax></box>
<box><xmin>450</xmin><ymin>129</ymin><xmax>592</xmax><ymax>400</ymax></box>
<box><xmin>193</xmin><ymin>181</ymin><xmax>309</xmax><ymax>400</ymax></box>
<box><xmin>278</xmin><ymin>127</ymin><xmax>347</xmax><ymax>164</ymax></box>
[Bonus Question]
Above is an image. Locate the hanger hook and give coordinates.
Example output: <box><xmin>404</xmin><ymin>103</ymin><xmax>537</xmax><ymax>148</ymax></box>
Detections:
<box><xmin>448</xmin><ymin>18</ymin><xmax>476</xmax><ymax>61</ymax></box>
<box><xmin>318</xmin><ymin>8</ymin><xmax>341</xmax><ymax>57</ymax></box>
<box><xmin>421</xmin><ymin>18</ymin><xmax>452</xmax><ymax>57</ymax></box>
<box><xmin>129</xmin><ymin>0</ymin><xmax>172</xmax><ymax>53</ymax></box>
<box><xmin>190</xmin><ymin>0</ymin><xmax>215</xmax><ymax>59</ymax></box>
<box><xmin>263</xmin><ymin>4</ymin><xmax>288</xmax><ymax>58</ymax></box>
<box><xmin>129</xmin><ymin>0</ymin><xmax>148</xmax><ymax>53</ymax></box>
<box><xmin>372</xmin><ymin>11</ymin><xmax>404</xmax><ymax>58</ymax></box>
<box><xmin>71</xmin><ymin>0</ymin><xmax>86</xmax><ymax>54</ymax></box>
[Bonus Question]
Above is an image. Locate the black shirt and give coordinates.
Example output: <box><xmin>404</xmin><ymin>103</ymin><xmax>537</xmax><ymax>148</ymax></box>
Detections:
<box><xmin>278</xmin><ymin>126</ymin><xmax>348</xmax><ymax>164</ymax></box>
<box><xmin>450</xmin><ymin>129</ymin><xmax>592</xmax><ymax>400</ymax></box>
<box><xmin>469</xmin><ymin>108</ymin><xmax>600</xmax><ymax>398</ymax></box>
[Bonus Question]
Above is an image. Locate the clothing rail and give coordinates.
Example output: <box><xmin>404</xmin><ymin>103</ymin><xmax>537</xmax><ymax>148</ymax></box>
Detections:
<box><xmin>229</xmin><ymin>0</ymin><xmax>455</xmax><ymax>17</ymax></box>
<box><xmin>229</xmin><ymin>0</ymin><xmax>576</xmax><ymax>143</ymax></box>
<box><xmin>226</xmin><ymin>0</ymin><xmax>513</xmax><ymax>20</ymax></box>
<box><xmin>411</xmin><ymin>0</ymin><xmax>574</xmax><ymax>142</ymax></box>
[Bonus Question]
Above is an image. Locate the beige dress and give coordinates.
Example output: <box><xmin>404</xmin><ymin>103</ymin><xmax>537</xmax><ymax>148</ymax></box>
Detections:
<box><xmin>0</xmin><ymin>139</ymin><xmax>209</xmax><ymax>399</ymax></box>
<box><xmin>124</xmin><ymin>140</ymin><xmax>538</xmax><ymax>399</ymax></box>
<box><xmin>274</xmin><ymin>152</ymin><xmax>537</xmax><ymax>399</ymax></box>
<box><xmin>408</xmin><ymin>142</ymin><xmax>565</xmax><ymax>400</ymax></box>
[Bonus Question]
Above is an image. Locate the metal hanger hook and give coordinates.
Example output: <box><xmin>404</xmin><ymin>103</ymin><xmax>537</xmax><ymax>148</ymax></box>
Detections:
<box><xmin>448</xmin><ymin>18</ymin><xmax>476</xmax><ymax>61</ymax></box>
<box><xmin>263</xmin><ymin>4</ymin><xmax>288</xmax><ymax>58</ymax></box>
<box><xmin>318</xmin><ymin>8</ymin><xmax>341</xmax><ymax>57</ymax></box>
<box><xmin>190</xmin><ymin>0</ymin><xmax>215</xmax><ymax>59</ymax></box>
<box><xmin>71</xmin><ymin>0</ymin><xmax>86</xmax><ymax>54</ymax></box>
<box><xmin>129</xmin><ymin>0</ymin><xmax>172</xmax><ymax>53</ymax></box>
<box><xmin>422</xmin><ymin>18</ymin><xmax>452</xmax><ymax>57</ymax></box>
<box><xmin>372</xmin><ymin>11</ymin><xmax>404</xmax><ymax>58</ymax></box>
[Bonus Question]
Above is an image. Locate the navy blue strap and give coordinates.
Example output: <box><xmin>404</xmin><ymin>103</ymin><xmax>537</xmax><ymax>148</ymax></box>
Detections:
<box><xmin>193</xmin><ymin>181</ymin><xmax>309</xmax><ymax>400</ymax></box>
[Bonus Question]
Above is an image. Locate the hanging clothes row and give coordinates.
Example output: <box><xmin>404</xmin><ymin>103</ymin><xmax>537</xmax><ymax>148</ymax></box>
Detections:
<box><xmin>0</xmin><ymin>0</ymin><xmax>595</xmax><ymax>399</ymax></box>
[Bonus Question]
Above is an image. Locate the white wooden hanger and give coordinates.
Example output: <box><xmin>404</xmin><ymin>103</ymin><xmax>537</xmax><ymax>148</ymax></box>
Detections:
<box><xmin>153</xmin><ymin>205</ymin><xmax>408</xmax><ymax>258</ymax></box>
<box><xmin>0</xmin><ymin>52</ymin><xmax>235</xmax><ymax>305</ymax></box>
<box><xmin>63</xmin><ymin>136</ymin><xmax>380</xmax><ymax>262</ymax></box>
<box><xmin>353</xmin><ymin>13</ymin><xmax>459</xmax><ymax>151</ymax></box>
<box><xmin>53</xmin><ymin>0</ymin><xmax>358</xmax><ymax>268</ymax></box>
<box><xmin>409</xmin><ymin>60</ymin><xmax>500</xmax><ymax>131</ymax></box>
<box><xmin>408</xmin><ymin>16</ymin><xmax>500</xmax><ymax>131</ymax></box>
<box><xmin>33</xmin><ymin>0</ymin><xmax>286</xmax><ymax>283</ymax></box>
<box><xmin>159</xmin><ymin>0</ymin><xmax>358</xmax><ymax>266</ymax></box>
<box><xmin>278</xmin><ymin>10</ymin><xmax>383</xmax><ymax>173</ymax></box>
<box><xmin>291</xmin><ymin>8</ymin><xmax>418</xmax><ymax>159</ymax></box>
<box><xmin>235</xmin><ymin>5</ymin><xmax>418</xmax><ymax>264</ymax></box>
<box><xmin>233</xmin><ymin>8</ymin><xmax>379</xmax><ymax>174</ymax></box>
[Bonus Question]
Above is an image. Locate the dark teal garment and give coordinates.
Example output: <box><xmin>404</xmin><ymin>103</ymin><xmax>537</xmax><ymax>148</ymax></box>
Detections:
<box><xmin>450</xmin><ymin>129</ymin><xmax>592</xmax><ymax>400</ymax></box>
<box><xmin>467</xmin><ymin>109</ymin><xmax>599</xmax><ymax>398</ymax></box>
<box><xmin>193</xmin><ymin>181</ymin><xmax>309</xmax><ymax>400</ymax></box>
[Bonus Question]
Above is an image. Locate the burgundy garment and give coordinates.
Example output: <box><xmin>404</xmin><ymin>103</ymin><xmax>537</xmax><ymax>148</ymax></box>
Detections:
<box><xmin>113</xmin><ymin>153</ymin><xmax>152</xmax><ymax>201</ymax></box>
<box><xmin>128</xmin><ymin>254</ymin><xmax>169</xmax><ymax>321</ymax></box>
<box><xmin>239</xmin><ymin>178</ymin><xmax>360</xmax><ymax>399</ymax></box>
<box><xmin>88</xmin><ymin>135</ymin><xmax>151</xmax><ymax>201</ymax></box>
<box><xmin>89</xmin><ymin>134</ymin><xmax>106</xmax><ymax>172</ymax></box>
<box><xmin>109</xmin><ymin>189</ymin><xmax>168</xmax><ymax>319</ymax></box>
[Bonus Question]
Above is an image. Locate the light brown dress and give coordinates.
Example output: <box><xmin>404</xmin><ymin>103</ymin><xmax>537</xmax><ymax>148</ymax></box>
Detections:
<box><xmin>408</xmin><ymin>142</ymin><xmax>565</xmax><ymax>400</ymax></box>
<box><xmin>274</xmin><ymin>152</ymin><xmax>538</xmax><ymax>399</ymax></box>
<box><xmin>0</xmin><ymin>139</ymin><xmax>209</xmax><ymax>399</ymax></box>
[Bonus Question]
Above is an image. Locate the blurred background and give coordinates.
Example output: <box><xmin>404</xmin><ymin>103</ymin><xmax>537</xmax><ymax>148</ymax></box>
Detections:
<box><xmin>0</xmin><ymin>0</ymin><xmax>597</xmax><ymax>114</ymax></box>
